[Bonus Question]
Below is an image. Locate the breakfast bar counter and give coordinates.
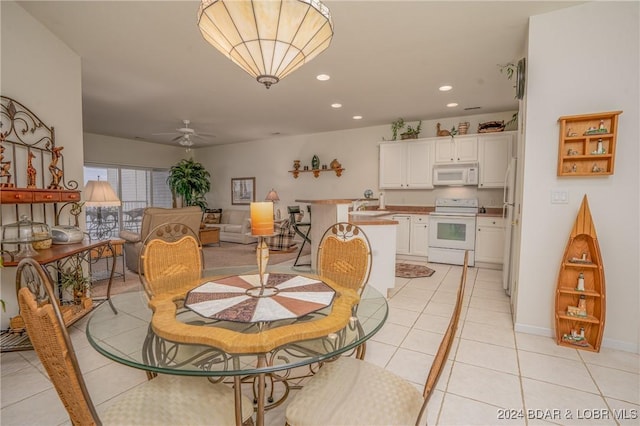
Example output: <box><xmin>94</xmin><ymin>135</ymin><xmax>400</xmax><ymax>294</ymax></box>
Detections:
<box><xmin>295</xmin><ymin>199</ymin><xmax>398</xmax><ymax>297</ymax></box>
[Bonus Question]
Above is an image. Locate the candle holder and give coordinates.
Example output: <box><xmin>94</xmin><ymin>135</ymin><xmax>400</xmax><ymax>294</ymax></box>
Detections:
<box><xmin>247</xmin><ymin>202</ymin><xmax>276</xmax><ymax>298</ymax></box>
<box><xmin>245</xmin><ymin>235</ymin><xmax>278</xmax><ymax>298</ymax></box>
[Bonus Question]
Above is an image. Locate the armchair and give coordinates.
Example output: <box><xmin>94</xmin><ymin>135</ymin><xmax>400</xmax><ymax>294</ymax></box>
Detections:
<box><xmin>119</xmin><ymin>206</ymin><xmax>202</xmax><ymax>273</ymax></box>
<box><xmin>265</xmin><ymin>218</ymin><xmax>297</xmax><ymax>251</ymax></box>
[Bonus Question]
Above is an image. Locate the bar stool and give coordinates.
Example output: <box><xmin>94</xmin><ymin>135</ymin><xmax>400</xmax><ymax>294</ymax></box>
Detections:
<box><xmin>288</xmin><ymin>206</ymin><xmax>311</xmax><ymax>267</ymax></box>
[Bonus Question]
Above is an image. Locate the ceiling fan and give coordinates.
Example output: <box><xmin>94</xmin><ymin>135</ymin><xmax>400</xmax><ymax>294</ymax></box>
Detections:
<box><xmin>152</xmin><ymin>119</ymin><xmax>214</xmax><ymax>146</ymax></box>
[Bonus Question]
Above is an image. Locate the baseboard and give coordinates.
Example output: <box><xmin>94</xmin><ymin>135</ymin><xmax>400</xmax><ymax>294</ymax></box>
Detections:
<box><xmin>514</xmin><ymin>323</ymin><xmax>554</xmax><ymax>338</ymax></box>
<box><xmin>514</xmin><ymin>323</ymin><xmax>639</xmax><ymax>354</ymax></box>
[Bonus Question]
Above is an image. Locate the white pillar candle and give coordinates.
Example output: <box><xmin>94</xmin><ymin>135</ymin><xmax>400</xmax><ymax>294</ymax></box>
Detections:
<box><xmin>251</xmin><ymin>202</ymin><xmax>274</xmax><ymax>235</ymax></box>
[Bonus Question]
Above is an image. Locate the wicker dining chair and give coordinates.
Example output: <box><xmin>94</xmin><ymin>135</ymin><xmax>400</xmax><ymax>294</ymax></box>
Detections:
<box><xmin>139</xmin><ymin>223</ymin><xmax>203</xmax><ymax>298</ymax></box>
<box><xmin>316</xmin><ymin>222</ymin><xmax>372</xmax><ymax>296</ymax></box>
<box><xmin>285</xmin><ymin>252</ymin><xmax>469</xmax><ymax>426</ymax></box>
<box><xmin>15</xmin><ymin>257</ymin><xmax>254</xmax><ymax>426</ymax></box>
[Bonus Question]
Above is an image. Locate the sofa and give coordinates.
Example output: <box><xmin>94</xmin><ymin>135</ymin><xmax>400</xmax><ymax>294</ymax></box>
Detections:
<box><xmin>203</xmin><ymin>209</ymin><xmax>257</xmax><ymax>244</ymax></box>
<box><xmin>119</xmin><ymin>206</ymin><xmax>203</xmax><ymax>273</ymax></box>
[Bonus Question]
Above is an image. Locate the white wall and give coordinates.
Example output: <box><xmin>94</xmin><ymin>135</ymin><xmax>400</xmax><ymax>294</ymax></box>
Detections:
<box><xmin>195</xmin><ymin>111</ymin><xmax>516</xmax><ymax>215</ymax></box>
<box><xmin>0</xmin><ymin>1</ymin><xmax>84</xmax><ymax>329</ymax></box>
<box><xmin>516</xmin><ymin>2</ymin><xmax>639</xmax><ymax>352</ymax></box>
<box><xmin>84</xmin><ymin>132</ymin><xmax>187</xmax><ymax>169</ymax></box>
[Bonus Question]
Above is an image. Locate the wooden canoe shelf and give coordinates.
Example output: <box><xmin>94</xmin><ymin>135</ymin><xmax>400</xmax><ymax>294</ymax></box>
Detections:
<box><xmin>555</xmin><ymin>195</ymin><xmax>605</xmax><ymax>352</ymax></box>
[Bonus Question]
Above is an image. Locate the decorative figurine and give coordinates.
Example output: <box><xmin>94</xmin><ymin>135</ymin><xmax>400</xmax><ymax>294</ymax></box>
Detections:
<box><xmin>436</xmin><ymin>122</ymin><xmax>451</xmax><ymax>137</ymax></box>
<box><xmin>293</xmin><ymin>160</ymin><xmax>301</xmax><ymax>170</ymax></box>
<box><xmin>577</xmin><ymin>295</ymin><xmax>587</xmax><ymax>316</ymax></box>
<box><xmin>26</xmin><ymin>149</ymin><xmax>37</xmax><ymax>188</ymax></box>
<box><xmin>0</xmin><ymin>142</ymin><xmax>14</xmax><ymax>188</ymax></box>
<box><xmin>311</xmin><ymin>155</ymin><xmax>320</xmax><ymax>170</ymax></box>
<box><xmin>596</xmin><ymin>138</ymin><xmax>604</xmax><ymax>154</ymax></box>
<box><xmin>577</xmin><ymin>272</ymin><xmax>585</xmax><ymax>291</ymax></box>
<box><xmin>571</xmin><ymin>163</ymin><xmax>577</xmax><ymax>173</ymax></box>
<box><xmin>330</xmin><ymin>158</ymin><xmax>341</xmax><ymax>170</ymax></box>
<box><xmin>48</xmin><ymin>145</ymin><xmax>64</xmax><ymax>189</ymax></box>
<box><xmin>592</xmin><ymin>163</ymin><xmax>602</xmax><ymax>173</ymax></box>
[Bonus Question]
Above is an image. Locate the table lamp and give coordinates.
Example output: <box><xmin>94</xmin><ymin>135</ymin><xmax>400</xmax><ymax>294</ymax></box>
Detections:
<box><xmin>250</xmin><ymin>201</ymin><xmax>274</xmax><ymax>296</ymax></box>
<box><xmin>84</xmin><ymin>179</ymin><xmax>121</xmax><ymax>239</ymax></box>
<box><xmin>264</xmin><ymin>189</ymin><xmax>280</xmax><ymax>219</ymax></box>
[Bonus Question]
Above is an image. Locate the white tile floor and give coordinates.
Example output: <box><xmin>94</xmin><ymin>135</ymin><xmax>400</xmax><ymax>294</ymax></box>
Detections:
<box><xmin>2</xmin><ymin>261</ymin><xmax>639</xmax><ymax>425</ymax></box>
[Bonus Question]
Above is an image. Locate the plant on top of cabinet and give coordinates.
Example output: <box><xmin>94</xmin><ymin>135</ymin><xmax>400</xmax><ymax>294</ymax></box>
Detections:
<box><xmin>390</xmin><ymin>118</ymin><xmax>422</xmax><ymax>140</ymax></box>
<box><xmin>401</xmin><ymin>121</ymin><xmax>422</xmax><ymax>139</ymax></box>
<box><xmin>390</xmin><ymin>118</ymin><xmax>405</xmax><ymax>141</ymax></box>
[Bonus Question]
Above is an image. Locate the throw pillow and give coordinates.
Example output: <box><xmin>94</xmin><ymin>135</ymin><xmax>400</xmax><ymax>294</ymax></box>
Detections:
<box><xmin>203</xmin><ymin>209</ymin><xmax>222</xmax><ymax>224</ymax></box>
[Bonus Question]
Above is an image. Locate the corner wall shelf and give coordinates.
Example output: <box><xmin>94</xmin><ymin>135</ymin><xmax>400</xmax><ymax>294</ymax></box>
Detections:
<box><xmin>289</xmin><ymin>168</ymin><xmax>345</xmax><ymax>178</ymax></box>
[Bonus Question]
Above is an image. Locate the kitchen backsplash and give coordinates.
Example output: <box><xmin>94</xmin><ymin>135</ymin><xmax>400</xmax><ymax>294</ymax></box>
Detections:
<box><xmin>380</xmin><ymin>186</ymin><xmax>504</xmax><ymax>208</ymax></box>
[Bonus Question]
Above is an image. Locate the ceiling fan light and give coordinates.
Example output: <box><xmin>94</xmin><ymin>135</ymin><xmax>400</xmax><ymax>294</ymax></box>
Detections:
<box><xmin>197</xmin><ymin>0</ymin><xmax>334</xmax><ymax>89</ymax></box>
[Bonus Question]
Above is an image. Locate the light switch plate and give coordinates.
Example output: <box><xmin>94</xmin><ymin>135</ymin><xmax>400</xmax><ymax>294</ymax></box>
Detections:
<box><xmin>551</xmin><ymin>189</ymin><xmax>569</xmax><ymax>204</ymax></box>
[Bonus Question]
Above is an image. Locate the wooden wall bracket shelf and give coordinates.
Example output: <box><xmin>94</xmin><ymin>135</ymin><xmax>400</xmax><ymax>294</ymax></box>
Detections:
<box><xmin>289</xmin><ymin>168</ymin><xmax>345</xmax><ymax>178</ymax></box>
<box><xmin>557</xmin><ymin>111</ymin><xmax>622</xmax><ymax>176</ymax></box>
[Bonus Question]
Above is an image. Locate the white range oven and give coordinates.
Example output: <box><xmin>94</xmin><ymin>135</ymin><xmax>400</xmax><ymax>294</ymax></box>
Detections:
<box><xmin>428</xmin><ymin>198</ymin><xmax>478</xmax><ymax>266</ymax></box>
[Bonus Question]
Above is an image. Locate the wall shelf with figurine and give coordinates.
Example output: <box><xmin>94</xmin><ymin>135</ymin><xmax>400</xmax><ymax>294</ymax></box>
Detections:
<box><xmin>557</xmin><ymin>111</ymin><xmax>622</xmax><ymax>176</ymax></box>
<box><xmin>289</xmin><ymin>157</ymin><xmax>344</xmax><ymax>178</ymax></box>
<box><xmin>555</xmin><ymin>195</ymin><xmax>605</xmax><ymax>352</ymax></box>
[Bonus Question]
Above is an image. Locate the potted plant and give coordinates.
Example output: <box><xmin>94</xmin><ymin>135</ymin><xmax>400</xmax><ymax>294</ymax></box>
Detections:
<box><xmin>390</xmin><ymin>118</ymin><xmax>405</xmax><ymax>141</ymax></box>
<box><xmin>391</xmin><ymin>119</ymin><xmax>423</xmax><ymax>140</ymax></box>
<box><xmin>167</xmin><ymin>158</ymin><xmax>211</xmax><ymax>209</ymax></box>
<box><xmin>401</xmin><ymin>121</ymin><xmax>422</xmax><ymax>139</ymax></box>
<box><xmin>60</xmin><ymin>264</ymin><xmax>90</xmax><ymax>304</ymax></box>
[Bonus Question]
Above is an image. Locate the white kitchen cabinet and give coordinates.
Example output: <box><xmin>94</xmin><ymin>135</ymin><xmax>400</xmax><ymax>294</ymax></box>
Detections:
<box><xmin>379</xmin><ymin>140</ymin><xmax>434</xmax><ymax>189</ymax></box>
<box><xmin>475</xmin><ymin>216</ymin><xmax>505</xmax><ymax>264</ymax></box>
<box><xmin>410</xmin><ymin>215</ymin><xmax>429</xmax><ymax>257</ymax></box>
<box><xmin>393</xmin><ymin>215</ymin><xmax>411</xmax><ymax>255</ymax></box>
<box><xmin>434</xmin><ymin>135</ymin><xmax>478</xmax><ymax>164</ymax></box>
<box><xmin>478</xmin><ymin>132</ymin><xmax>515</xmax><ymax>188</ymax></box>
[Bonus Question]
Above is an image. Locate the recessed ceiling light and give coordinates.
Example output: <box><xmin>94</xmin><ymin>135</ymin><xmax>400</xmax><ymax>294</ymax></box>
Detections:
<box><xmin>316</xmin><ymin>74</ymin><xmax>331</xmax><ymax>81</ymax></box>
<box><xmin>353</xmin><ymin>115</ymin><xmax>363</xmax><ymax>120</ymax></box>
<box><xmin>447</xmin><ymin>102</ymin><xmax>458</xmax><ymax>108</ymax></box>
<box><xmin>331</xmin><ymin>103</ymin><xmax>342</xmax><ymax>108</ymax></box>
<box><xmin>439</xmin><ymin>85</ymin><xmax>453</xmax><ymax>91</ymax></box>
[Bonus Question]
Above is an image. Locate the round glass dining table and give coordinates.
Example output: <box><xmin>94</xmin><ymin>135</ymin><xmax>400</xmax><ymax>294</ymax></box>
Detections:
<box><xmin>85</xmin><ymin>264</ymin><xmax>388</xmax><ymax>426</ymax></box>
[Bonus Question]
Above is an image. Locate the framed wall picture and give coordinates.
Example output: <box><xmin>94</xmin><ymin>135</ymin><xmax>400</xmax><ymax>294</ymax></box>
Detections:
<box><xmin>231</xmin><ymin>177</ymin><xmax>255</xmax><ymax>205</ymax></box>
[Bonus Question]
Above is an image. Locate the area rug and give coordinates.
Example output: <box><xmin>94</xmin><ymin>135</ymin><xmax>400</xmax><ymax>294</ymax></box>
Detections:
<box><xmin>395</xmin><ymin>263</ymin><xmax>435</xmax><ymax>278</ymax></box>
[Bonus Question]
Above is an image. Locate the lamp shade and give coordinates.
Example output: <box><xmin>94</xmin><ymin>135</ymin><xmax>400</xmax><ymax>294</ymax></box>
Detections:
<box><xmin>84</xmin><ymin>180</ymin><xmax>121</xmax><ymax>207</ymax></box>
<box><xmin>197</xmin><ymin>0</ymin><xmax>334</xmax><ymax>89</ymax></box>
<box><xmin>265</xmin><ymin>189</ymin><xmax>280</xmax><ymax>202</ymax></box>
<box><xmin>250</xmin><ymin>202</ymin><xmax>274</xmax><ymax>235</ymax></box>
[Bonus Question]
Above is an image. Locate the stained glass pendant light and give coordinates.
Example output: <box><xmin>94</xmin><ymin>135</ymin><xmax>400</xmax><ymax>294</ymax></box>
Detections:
<box><xmin>197</xmin><ymin>0</ymin><xmax>334</xmax><ymax>89</ymax></box>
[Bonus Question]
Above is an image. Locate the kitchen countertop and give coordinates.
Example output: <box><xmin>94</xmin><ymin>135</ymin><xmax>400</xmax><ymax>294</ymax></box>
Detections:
<box><xmin>294</xmin><ymin>200</ymin><xmax>503</xmax><ymax>225</ymax></box>
<box><xmin>352</xmin><ymin>205</ymin><xmax>504</xmax><ymax>217</ymax></box>
<box><xmin>295</xmin><ymin>199</ymin><xmax>356</xmax><ymax>204</ymax></box>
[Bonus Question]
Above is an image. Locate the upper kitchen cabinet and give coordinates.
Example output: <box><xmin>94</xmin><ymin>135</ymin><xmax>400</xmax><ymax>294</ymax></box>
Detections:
<box><xmin>434</xmin><ymin>135</ymin><xmax>478</xmax><ymax>164</ymax></box>
<box><xmin>478</xmin><ymin>132</ymin><xmax>515</xmax><ymax>188</ymax></box>
<box><xmin>379</xmin><ymin>139</ymin><xmax>434</xmax><ymax>189</ymax></box>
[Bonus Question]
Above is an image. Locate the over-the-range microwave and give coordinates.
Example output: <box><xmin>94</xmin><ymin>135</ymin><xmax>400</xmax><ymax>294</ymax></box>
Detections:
<box><xmin>433</xmin><ymin>162</ymin><xmax>479</xmax><ymax>186</ymax></box>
